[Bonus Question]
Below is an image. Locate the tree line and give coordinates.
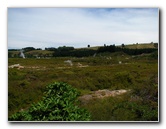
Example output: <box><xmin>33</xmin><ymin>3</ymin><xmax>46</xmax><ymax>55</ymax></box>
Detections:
<box><xmin>52</xmin><ymin>45</ymin><xmax>157</xmax><ymax>57</ymax></box>
<box><xmin>97</xmin><ymin>45</ymin><xmax>158</xmax><ymax>55</ymax></box>
<box><xmin>8</xmin><ymin>44</ymin><xmax>158</xmax><ymax>58</ymax></box>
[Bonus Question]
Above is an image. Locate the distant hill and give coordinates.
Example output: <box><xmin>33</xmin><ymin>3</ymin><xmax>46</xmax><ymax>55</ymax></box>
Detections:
<box><xmin>121</xmin><ymin>43</ymin><xmax>158</xmax><ymax>49</ymax></box>
<box><xmin>76</xmin><ymin>42</ymin><xmax>158</xmax><ymax>50</ymax></box>
<box><xmin>8</xmin><ymin>42</ymin><xmax>158</xmax><ymax>58</ymax></box>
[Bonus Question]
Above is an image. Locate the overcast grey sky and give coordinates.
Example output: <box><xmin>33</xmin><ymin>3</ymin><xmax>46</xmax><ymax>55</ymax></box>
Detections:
<box><xmin>8</xmin><ymin>8</ymin><xmax>159</xmax><ymax>49</ymax></box>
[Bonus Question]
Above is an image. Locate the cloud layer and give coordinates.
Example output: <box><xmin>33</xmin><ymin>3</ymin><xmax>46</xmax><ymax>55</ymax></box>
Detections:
<box><xmin>8</xmin><ymin>8</ymin><xmax>159</xmax><ymax>49</ymax></box>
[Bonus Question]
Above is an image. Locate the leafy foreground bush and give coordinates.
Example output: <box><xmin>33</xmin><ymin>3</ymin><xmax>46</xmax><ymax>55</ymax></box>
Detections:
<box><xmin>9</xmin><ymin>82</ymin><xmax>91</xmax><ymax>121</ymax></box>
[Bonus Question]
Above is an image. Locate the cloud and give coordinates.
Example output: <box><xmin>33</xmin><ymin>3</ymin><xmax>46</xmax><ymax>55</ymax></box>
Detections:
<box><xmin>8</xmin><ymin>8</ymin><xmax>159</xmax><ymax>49</ymax></box>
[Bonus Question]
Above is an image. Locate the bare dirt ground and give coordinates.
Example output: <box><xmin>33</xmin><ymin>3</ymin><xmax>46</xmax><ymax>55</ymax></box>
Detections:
<box><xmin>8</xmin><ymin>62</ymin><xmax>89</xmax><ymax>70</ymax></box>
<box><xmin>78</xmin><ymin>89</ymin><xmax>129</xmax><ymax>104</ymax></box>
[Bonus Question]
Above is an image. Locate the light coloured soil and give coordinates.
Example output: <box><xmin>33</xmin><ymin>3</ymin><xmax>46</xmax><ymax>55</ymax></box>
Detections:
<box><xmin>8</xmin><ymin>62</ymin><xmax>88</xmax><ymax>70</ymax></box>
<box><xmin>78</xmin><ymin>89</ymin><xmax>129</xmax><ymax>104</ymax></box>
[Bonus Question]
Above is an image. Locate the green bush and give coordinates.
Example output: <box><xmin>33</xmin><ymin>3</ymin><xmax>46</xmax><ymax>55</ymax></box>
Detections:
<box><xmin>9</xmin><ymin>82</ymin><xmax>91</xmax><ymax>121</ymax></box>
<box><xmin>112</xmin><ymin>71</ymin><xmax>133</xmax><ymax>89</ymax></box>
<box><xmin>19</xmin><ymin>80</ymin><xmax>30</xmax><ymax>87</ymax></box>
<box><xmin>149</xmin><ymin>51</ymin><xmax>158</xmax><ymax>59</ymax></box>
<box><xmin>111</xmin><ymin>101</ymin><xmax>158</xmax><ymax>121</ymax></box>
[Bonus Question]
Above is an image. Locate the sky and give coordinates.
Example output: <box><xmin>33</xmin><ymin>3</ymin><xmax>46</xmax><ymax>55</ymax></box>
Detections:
<box><xmin>8</xmin><ymin>8</ymin><xmax>159</xmax><ymax>49</ymax></box>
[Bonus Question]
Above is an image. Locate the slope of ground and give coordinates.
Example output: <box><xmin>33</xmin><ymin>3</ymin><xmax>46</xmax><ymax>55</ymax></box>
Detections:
<box><xmin>122</xmin><ymin>43</ymin><xmax>157</xmax><ymax>49</ymax></box>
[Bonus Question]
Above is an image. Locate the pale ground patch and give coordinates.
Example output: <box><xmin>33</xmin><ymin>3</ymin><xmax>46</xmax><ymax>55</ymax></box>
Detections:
<box><xmin>78</xmin><ymin>89</ymin><xmax>129</xmax><ymax>104</ymax></box>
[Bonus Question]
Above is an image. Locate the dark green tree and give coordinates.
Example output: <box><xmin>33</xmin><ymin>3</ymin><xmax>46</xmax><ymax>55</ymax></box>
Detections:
<box><xmin>122</xmin><ymin>44</ymin><xmax>125</xmax><ymax>48</ymax></box>
<box><xmin>8</xmin><ymin>52</ymin><xmax>12</xmax><ymax>58</ymax></box>
<box><xmin>154</xmin><ymin>43</ymin><xmax>158</xmax><ymax>48</ymax></box>
<box><xmin>23</xmin><ymin>47</ymin><xmax>35</xmax><ymax>52</ymax></box>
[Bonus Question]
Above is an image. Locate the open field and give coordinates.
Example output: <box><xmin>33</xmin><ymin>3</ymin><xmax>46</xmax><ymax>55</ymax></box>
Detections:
<box><xmin>122</xmin><ymin>43</ymin><xmax>158</xmax><ymax>49</ymax></box>
<box><xmin>8</xmin><ymin>45</ymin><xmax>158</xmax><ymax>121</ymax></box>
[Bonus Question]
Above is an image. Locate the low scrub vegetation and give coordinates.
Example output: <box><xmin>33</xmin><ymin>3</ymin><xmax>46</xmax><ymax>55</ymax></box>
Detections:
<box><xmin>8</xmin><ymin>44</ymin><xmax>158</xmax><ymax>121</ymax></box>
<box><xmin>80</xmin><ymin>74</ymin><xmax>158</xmax><ymax>121</ymax></box>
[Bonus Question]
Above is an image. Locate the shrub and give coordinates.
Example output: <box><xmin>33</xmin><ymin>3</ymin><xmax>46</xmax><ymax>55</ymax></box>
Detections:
<box><xmin>113</xmin><ymin>71</ymin><xmax>133</xmax><ymax>89</ymax></box>
<box><xmin>19</xmin><ymin>80</ymin><xmax>30</xmax><ymax>87</ymax></box>
<box><xmin>149</xmin><ymin>51</ymin><xmax>158</xmax><ymax>59</ymax></box>
<box><xmin>111</xmin><ymin>101</ymin><xmax>158</xmax><ymax>121</ymax></box>
<box><xmin>9</xmin><ymin>82</ymin><xmax>91</xmax><ymax>121</ymax></box>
